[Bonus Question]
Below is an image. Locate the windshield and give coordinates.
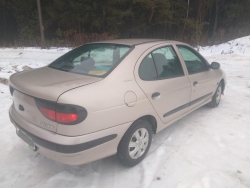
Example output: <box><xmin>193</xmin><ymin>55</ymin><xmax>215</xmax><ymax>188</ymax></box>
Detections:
<box><xmin>49</xmin><ymin>43</ymin><xmax>132</xmax><ymax>77</ymax></box>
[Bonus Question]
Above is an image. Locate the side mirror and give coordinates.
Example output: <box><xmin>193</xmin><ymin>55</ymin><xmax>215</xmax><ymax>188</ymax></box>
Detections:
<box><xmin>211</xmin><ymin>62</ymin><xmax>220</xmax><ymax>70</ymax></box>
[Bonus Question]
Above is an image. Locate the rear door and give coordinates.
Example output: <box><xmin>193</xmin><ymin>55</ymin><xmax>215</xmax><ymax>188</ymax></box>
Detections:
<box><xmin>175</xmin><ymin>45</ymin><xmax>217</xmax><ymax>109</ymax></box>
<box><xmin>135</xmin><ymin>45</ymin><xmax>192</xmax><ymax>123</ymax></box>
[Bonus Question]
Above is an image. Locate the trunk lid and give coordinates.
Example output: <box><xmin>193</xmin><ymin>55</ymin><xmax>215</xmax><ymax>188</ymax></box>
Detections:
<box><xmin>10</xmin><ymin>66</ymin><xmax>102</xmax><ymax>132</ymax></box>
<box><xmin>9</xmin><ymin>66</ymin><xmax>102</xmax><ymax>101</ymax></box>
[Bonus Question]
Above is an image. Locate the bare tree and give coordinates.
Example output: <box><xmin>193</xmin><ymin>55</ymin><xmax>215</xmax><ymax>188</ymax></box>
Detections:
<box><xmin>37</xmin><ymin>0</ymin><xmax>45</xmax><ymax>48</ymax></box>
<box><xmin>181</xmin><ymin>0</ymin><xmax>190</xmax><ymax>39</ymax></box>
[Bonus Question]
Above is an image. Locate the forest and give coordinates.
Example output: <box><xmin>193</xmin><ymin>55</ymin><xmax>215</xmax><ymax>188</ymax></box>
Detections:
<box><xmin>0</xmin><ymin>0</ymin><xmax>250</xmax><ymax>47</ymax></box>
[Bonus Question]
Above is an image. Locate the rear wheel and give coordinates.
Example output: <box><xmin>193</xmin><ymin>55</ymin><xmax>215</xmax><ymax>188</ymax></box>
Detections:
<box><xmin>117</xmin><ymin>119</ymin><xmax>152</xmax><ymax>167</ymax></box>
<box><xmin>208</xmin><ymin>82</ymin><xmax>222</xmax><ymax>108</ymax></box>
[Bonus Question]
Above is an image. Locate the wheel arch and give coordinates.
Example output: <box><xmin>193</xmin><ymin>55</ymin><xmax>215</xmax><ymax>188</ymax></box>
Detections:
<box><xmin>132</xmin><ymin>115</ymin><xmax>158</xmax><ymax>134</ymax></box>
<box><xmin>116</xmin><ymin>114</ymin><xmax>155</xmax><ymax>166</ymax></box>
<box><xmin>117</xmin><ymin>114</ymin><xmax>157</xmax><ymax>152</ymax></box>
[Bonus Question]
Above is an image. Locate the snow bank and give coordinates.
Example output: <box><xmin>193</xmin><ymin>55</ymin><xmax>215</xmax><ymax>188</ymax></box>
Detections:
<box><xmin>200</xmin><ymin>35</ymin><xmax>250</xmax><ymax>56</ymax></box>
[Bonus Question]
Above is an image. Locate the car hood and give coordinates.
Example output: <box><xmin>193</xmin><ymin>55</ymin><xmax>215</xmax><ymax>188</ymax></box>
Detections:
<box><xmin>9</xmin><ymin>66</ymin><xmax>102</xmax><ymax>101</ymax></box>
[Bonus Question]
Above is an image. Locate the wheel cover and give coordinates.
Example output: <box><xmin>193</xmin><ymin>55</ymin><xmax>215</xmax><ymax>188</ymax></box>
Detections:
<box><xmin>128</xmin><ymin>128</ymin><xmax>149</xmax><ymax>159</ymax></box>
<box><xmin>216</xmin><ymin>85</ymin><xmax>222</xmax><ymax>104</ymax></box>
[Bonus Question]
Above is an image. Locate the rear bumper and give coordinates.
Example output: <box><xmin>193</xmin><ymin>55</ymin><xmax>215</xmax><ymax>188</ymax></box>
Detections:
<box><xmin>9</xmin><ymin>104</ymin><xmax>131</xmax><ymax>165</ymax></box>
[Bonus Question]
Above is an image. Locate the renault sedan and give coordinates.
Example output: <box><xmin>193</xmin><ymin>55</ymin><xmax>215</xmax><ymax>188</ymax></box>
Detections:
<box><xmin>9</xmin><ymin>39</ymin><xmax>226</xmax><ymax>167</ymax></box>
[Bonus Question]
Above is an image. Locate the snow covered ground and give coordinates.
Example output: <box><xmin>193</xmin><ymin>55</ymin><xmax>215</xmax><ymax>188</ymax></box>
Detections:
<box><xmin>1</xmin><ymin>36</ymin><xmax>250</xmax><ymax>188</ymax></box>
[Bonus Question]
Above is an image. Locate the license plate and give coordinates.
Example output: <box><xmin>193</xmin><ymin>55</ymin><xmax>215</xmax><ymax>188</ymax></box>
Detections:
<box><xmin>16</xmin><ymin>128</ymin><xmax>36</xmax><ymax>151</ymax></box>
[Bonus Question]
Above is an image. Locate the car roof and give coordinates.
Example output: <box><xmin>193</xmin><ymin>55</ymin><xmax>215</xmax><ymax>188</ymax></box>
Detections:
<box><xmin>91</xmin><ymin>39</ymin><xmax>181</xmax><ymax>46</ymax></box>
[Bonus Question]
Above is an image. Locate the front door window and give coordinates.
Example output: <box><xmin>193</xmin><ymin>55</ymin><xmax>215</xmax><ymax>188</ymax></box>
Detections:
<box><xmin>177</xmin><ymin>45</ymin><xmax>209</xmax><ymax>74</ymax></box>
<box><xmin>152</xmin><ymin>46</ymin><xmax>184</xmax><ymax>79</ymax></box>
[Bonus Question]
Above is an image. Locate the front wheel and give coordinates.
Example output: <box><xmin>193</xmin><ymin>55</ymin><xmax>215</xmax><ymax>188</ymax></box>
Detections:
<box><xmin>117</xmin><ymin>119</ymin><xmax>152</xmax><ymax>167</ymax></box>
<box><xmin>208</xmin><ymin>82</ymin><xmax>222</xmax><ymax>108</ymax></box>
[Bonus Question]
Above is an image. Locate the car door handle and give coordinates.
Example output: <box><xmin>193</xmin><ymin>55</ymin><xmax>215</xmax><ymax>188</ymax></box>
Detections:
<box><xmin>151</xmin><ymin>92</ymin><xmax>161</xmax><ymax>100</ymax></box>
<box><xmin>193</xmin><ymin>81</ymin><xmax>198</xmax><ymax>86</ymax></box>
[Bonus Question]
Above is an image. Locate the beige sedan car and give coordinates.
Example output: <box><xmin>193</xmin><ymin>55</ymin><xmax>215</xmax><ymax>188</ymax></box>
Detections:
<box><xmin>9</xmin><ymin>39</ymin><xmax>226</xmax><ymax>167</ymax></box>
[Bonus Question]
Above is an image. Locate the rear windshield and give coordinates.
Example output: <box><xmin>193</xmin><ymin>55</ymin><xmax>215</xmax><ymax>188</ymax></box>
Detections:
<box><xmin>49</xmin><ymin>43</ymin><xmax>132</xmax><ymax>77</ymax></box>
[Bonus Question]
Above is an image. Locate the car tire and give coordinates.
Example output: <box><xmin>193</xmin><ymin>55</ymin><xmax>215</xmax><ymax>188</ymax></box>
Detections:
<box><xmin>208</xmin><ymin>82</ymin><xmax>222</xmax><ymax>108</ymax></box>
<box><xmin>117</xmin><ymin>119</ymin><xmax>152</xmax><ymax>167</ymax></box>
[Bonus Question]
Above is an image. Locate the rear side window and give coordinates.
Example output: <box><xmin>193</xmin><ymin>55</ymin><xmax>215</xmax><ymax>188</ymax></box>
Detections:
<box><xmin>177</xmin><ymin>45</ymin><xmax>209</xmax><ymax>74</ymax></box>
<box><xmin>49</xmin><ymin>44</ymin><xmax>132</xmax><ymax>78</ymax></box>
<box><xmin>152</xmin><ymin>46</ymin><xmax>184</xmax><ymax>79</ymax></box>
<box><xmin>139</xmin><ymin>54</ymin><xmax>157</xmax><ymax>80</ymax></box>
<box><xmin>139</xmin><ymin>46</ymin><xmax>184</xmax><ymax>80</ymax></box>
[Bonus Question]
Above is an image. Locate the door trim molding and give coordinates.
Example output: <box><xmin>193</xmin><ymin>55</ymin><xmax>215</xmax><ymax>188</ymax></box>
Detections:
<box><xmin>163</xmin><ymin>92</ymin><xmax>213</xmax><ymax>118</ymax></box>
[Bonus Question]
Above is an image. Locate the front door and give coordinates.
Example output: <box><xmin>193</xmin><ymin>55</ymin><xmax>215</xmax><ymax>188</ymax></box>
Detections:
<box><xmin>175</xmin><ymin>45</ymin><xmax>217</xmax><ymax>110</ymax></box>
<box><xmin>135</xmin><ymin>45</ymin><xmax>192</xmax><ymax>123</ymax></box>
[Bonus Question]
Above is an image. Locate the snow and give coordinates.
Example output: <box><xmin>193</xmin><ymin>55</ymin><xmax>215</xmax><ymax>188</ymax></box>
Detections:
<box><xmin>0</xmin><ymin>47</ymin><xmax>70</xmax><ymax>80</ymax></box>
<box><xmin>199</xmin><ymin>35</ymin><xmax>250</xmax><ymax>56</ymax></box>
<box><xmin>1</xmin><ymin>36</ymin><xmax>250</xmax><ymax>188</ymax></box>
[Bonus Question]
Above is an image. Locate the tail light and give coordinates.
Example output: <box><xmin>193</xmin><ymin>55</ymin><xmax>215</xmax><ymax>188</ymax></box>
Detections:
<box><xmin>35</xmin><ymin>98</ymin><xmax>87</xmax><ymax>125</ymax></box>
